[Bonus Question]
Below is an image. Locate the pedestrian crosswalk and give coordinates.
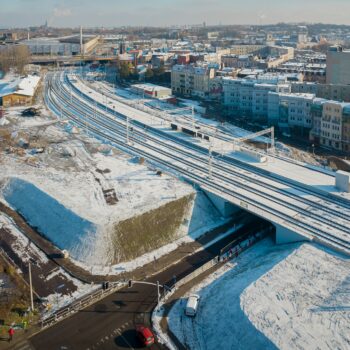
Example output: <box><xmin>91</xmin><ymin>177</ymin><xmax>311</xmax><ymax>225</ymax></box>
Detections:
<box><xmin>13</xmin><ymin>339</ymin><xmax>35</xmax><ymax>350</ymax></box>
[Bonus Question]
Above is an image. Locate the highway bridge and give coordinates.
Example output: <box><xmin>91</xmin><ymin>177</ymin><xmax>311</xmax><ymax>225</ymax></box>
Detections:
<box><xmin>45</xmin><ymin>70</ymin><xmax>350</xmax><ymax>256</ymax></box>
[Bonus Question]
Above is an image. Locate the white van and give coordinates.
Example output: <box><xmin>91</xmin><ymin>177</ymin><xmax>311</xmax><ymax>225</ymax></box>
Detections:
<box><xmin>185</xmin><ymin>294</ymin><xmax>200</xmax><ymax>317</ymax></box>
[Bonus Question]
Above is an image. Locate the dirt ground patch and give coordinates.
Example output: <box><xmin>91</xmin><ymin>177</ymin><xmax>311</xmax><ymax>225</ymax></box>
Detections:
<box><xmin>0</xmin><ymin>226</ymin><xmax>77</xmax><ymax>299</ymax></box>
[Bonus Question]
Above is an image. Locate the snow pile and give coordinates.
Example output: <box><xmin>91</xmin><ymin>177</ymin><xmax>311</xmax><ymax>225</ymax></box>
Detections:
<box><xmin>0</xmin><ymin>117</ymin><xmax>10</xmax><ymax>126</ymax></box>
<box><xmin>168</xmin><ymin>239</ymin><xmax>350</xmax><ymax>350</ymax></box>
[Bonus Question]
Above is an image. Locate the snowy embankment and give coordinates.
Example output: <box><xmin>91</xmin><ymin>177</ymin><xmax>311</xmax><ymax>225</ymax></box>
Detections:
<box><xmin>167</xmin><ymin>239</ymin><xmax>350</xmax><ymax>350</ymax></box>
<box><xmin>0</xmin><ymin>114</ymin><xmax>226</xmax><ymax>270</ymax></box>
<box><xmin>2</xmin><ymin>177</ymin><xmax>99</xmax><ymax>263</ymax></box>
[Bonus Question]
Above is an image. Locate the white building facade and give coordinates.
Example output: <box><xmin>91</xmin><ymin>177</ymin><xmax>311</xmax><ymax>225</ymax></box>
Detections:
<box><xmin>171</xmin><ymin>65</ymin><xmax>215</xmax><ymax>98</ymax></box>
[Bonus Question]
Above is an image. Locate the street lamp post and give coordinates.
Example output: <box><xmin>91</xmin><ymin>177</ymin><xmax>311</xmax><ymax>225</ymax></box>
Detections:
<box><xmin>126</xmin><ymin>116</ymin><xmax>130</xmax><ymax>144</ymax></box>
<box><xmin>55</xmin><ymin>284</ymin><xmax>65</xmax><ymax>310</ymax></box>
<box><xmin>28</xmin><ymin>263</ymin><xmax>34</xmax><ymax>312</ymax></box>
<box><xmin>127</xmin><ymin>280</ymin><xmax>171</xmax><ymax>313</ymax></box>
<box><xmin>208</xmin><ymin>143</ymin><xmax>213</xmax><ymax>179</ymax></box>
<box><xmin>157</xmin><ymin>281</ymin><xmax>160</xmax><ymax>312</ymax></box>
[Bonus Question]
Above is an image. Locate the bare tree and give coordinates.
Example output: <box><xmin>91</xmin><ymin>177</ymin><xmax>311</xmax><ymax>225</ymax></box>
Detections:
<box><xmin>0</xmin><ymin>45</ymin><xmax>30</xmax><ymax>75</ymax></box>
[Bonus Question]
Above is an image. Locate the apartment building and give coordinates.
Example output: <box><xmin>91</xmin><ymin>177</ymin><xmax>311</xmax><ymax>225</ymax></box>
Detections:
<box><xmin>309</xmin><ymin>98</ymin><xmax>327</xmax><ymax>145</ymax></box>
<box><xmin>221</xmin><ymin>54</ymin><xmax>254</xmax><ymax>68</ymax></box>
<box><xmin>223</xmin><ymin>77</ymin><xmax>290</xmax><ymax>120</ymax></box>
<box><xmin>310</xmin><ymin>99</ymin><xmax>350</xmax><ymax>152</ymax></box>
<box><xmin>342</xmin><ymin>107</ymin><xmax>350</xmax><ymax>152</ymax></box>
<box><xmin>267</xmin><ymin>92</ymin><xmax>315</xmax><ymax>130</ymax></box>
<box><xmin>320</xmin><ymin>101</ymin><xmax>344</xmax><ymax>150</ymax></box>
<box><xmin>326</xmin><ymin>46</ymin><xmax>350</xmax><ymax>85</ymax></box>
<box><xmin>171</xmin><ymin>64</ymin><xmax>215</xmax><ymax>98</ymax></box>
<box><xmin>292</xmin><ymin>82</ymin><xmax>350</xmax><ymax>102</ymax></box>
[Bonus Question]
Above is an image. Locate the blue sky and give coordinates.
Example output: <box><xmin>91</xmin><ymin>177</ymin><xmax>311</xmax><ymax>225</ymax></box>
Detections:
<box><xmin>1</xmin><ymin>0</ymin><xmax>349</xmax><ymax>28</ymax></box>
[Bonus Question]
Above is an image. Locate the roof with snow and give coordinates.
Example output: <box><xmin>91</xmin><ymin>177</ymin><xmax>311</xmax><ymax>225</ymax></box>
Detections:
<box><xmin>0</xmin><ymin>74</ymin><xmax>40</xmax><ymax>97</ymax></box>
<box><xmin>15</xmin><ymin>75</ymin><xmax>41</xmax><ymax>97</ymax></box>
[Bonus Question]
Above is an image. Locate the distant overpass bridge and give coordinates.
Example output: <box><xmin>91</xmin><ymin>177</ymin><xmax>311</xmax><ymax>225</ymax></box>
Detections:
<box><xmin>30</xmin><ymin>55</ymin><xmax>117</xmax><ymax>65</ymax></box>
<box><xmin>45</xmin><ymin>70</ymin><xmax>350</xmax><ymax>256</ymax></box>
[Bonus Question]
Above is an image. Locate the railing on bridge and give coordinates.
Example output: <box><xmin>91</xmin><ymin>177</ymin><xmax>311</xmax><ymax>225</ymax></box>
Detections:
<box><xmin>40</xmin><ymin>281</ymin><xmax>125</xmax><ymax>329</ymax></box>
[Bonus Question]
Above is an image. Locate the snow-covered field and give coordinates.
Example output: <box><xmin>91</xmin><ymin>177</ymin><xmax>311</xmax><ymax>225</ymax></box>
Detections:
<box><xmin>167</xmin><ymin>239</ymin><xmax>350</xmax><ymax>350</ymax></box>
<box><xmin>0</xmin><ymin>108</ymin><xmax>226</xmax><ymax>270</ymax></box>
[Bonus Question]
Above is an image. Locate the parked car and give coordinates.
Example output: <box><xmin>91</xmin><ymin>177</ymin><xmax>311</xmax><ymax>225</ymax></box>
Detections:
<box><xmin>136</xmin><ymin>325</ymin><xmax>155</xmax><ymax>347</ymax></box>
<box><xmin>185</xmin><ymin>294</ymin><xmax>200</xmax><ymax>317</ymax></box>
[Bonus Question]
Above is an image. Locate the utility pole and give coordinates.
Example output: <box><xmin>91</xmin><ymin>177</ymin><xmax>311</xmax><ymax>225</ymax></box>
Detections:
<box><xmin>157</xmin><ymin>281</ymin><xmax>160</xmax><ymax>312</ymax></box>
<box><xmin>127</xmin><ymin>280</ymin><xmax>169</xmax><ymax>313</ymax></box>
<box><xmin>208</xmin><ymin>143</ymin><xmax>213</xmax><ymax>179</ymax></box>
<box><xmin>126</xmin><ymin>116</ymin><xmax>130</xmax><ymax>144</ymax></box>
<box><xmin>29</xmin><ymin>263</ymin><xmax>34</xmax><ymax>311</ymax></box>
<box><xmin>192</xmin><ymin>105</ymin><xmax>197</xmax><ymax>138</ymax></box>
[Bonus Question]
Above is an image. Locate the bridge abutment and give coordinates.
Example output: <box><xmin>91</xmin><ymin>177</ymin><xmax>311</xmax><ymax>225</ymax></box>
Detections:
<box><xmin>275</xmin><ymin>224</ymin><xmax>311</xmax><ymax>244</ymax></box>
<box><xmin>204</xmin><ymin>190</ymin><xmax>241</xmax><ymax>218</ymax></box>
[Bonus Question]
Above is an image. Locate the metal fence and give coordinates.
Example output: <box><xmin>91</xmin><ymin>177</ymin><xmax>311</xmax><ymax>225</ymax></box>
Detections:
<box><xmin>166</xmin><ymin>227</ymin><xmax>272</xmax><ymax>295</ymax></box>
<box><xmin>40</xmin><ymin>281</ymin><xmax>124</xmax><ymax>329</ymax></box>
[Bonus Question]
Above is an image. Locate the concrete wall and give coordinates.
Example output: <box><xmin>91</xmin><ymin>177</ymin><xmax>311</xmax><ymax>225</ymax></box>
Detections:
<box><xmin>275</xmin><ymin>224</ymin><xmax>311</xmax><ymax>244</ymax></box>
<box><xmin>204</xmin><ymin>190</ymin><xmax>241</xmax><ymax>218</ymax></box>
<box><xmin>335</xmin><ymin>170</ymin><xmax>350</xmax><ymax>192</ymax></box>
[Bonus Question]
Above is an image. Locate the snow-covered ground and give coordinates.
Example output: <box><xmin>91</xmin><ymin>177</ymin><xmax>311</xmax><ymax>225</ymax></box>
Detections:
<box><xmin>0</xmin><ymin>108</ymin><xmax>226</xmax><ymax>271</ymax></box>
<box><xmin>166</xmin><ymin>238</ymin><xmax>350</xmax><ymax>350</ymax></box>
<box><xmin>0</xmin><ymin>213</ymin><xmax>96</xmax><ymax>314</ymax></box>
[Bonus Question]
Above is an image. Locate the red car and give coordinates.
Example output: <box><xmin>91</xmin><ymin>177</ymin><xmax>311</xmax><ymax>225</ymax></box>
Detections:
<box><xmin>136</xmin><ymin>325</ymin><xmax>155</xmax><ymax>347</ymax></box>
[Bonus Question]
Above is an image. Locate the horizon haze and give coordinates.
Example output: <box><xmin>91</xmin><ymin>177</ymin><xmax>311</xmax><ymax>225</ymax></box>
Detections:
<box><xmin>1</xmin><ymin>0</ymin><xmax>350</xmax><ymax>28</ymax></box>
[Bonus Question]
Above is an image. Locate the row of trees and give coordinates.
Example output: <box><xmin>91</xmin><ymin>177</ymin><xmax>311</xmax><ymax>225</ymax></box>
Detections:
<box><xmin>0</xmin><ymin>45</ymin><xmax>30</xmax><ymax>75</ymax></box>
<box><xmin>116</xmin><ymin>60</ymin><xmax>168</xmax><ymax>84</ymax></box>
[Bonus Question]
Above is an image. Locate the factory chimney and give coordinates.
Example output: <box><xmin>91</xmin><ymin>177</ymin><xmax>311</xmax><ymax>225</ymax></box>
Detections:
<box><xmin>80</xmin><ymin>26</ymin><xmax>83</xmax><ymax>55</ymax></box>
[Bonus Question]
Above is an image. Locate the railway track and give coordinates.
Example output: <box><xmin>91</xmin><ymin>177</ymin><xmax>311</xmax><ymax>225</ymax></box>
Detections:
<box><xmin>45</xmin><ymin>71</ymin><xmax>350</xmax><ymax>254</ymax></box>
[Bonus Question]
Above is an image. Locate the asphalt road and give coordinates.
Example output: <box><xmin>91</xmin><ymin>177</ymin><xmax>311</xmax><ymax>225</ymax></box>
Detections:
<box><xmin>29</xmin><ymin>219</ymin><xmax>269</xmax><ymax>350</ymax></box>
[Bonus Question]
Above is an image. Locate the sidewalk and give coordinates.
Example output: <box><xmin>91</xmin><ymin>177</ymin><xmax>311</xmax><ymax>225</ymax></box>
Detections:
<box><xmin>155</xmin><ymin>230</ymin><xmax>270</xmax><ymax>350</ymax></box>
<box><xmin>160</xmin><ymin>262</ymin><xmax>226</xmax><ymax>350</ymax></box>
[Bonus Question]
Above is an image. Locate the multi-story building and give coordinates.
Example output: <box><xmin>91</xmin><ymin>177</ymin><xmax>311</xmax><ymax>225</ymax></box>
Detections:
<box><xmin>267</xmin><ymin>92</ymin><xmax>315</xmax><ymax>130</ymax></box>
<box><xmin>309</xmin><ymin>98</ymin><xmax>327</xmax><ymax>145</ymax></box>
<box><xmin>292</xmin><ymin>81</ymin><xmax>350</xmax><ymax>102</ymax></box>
<box><xmin>310</xmin><ymin>99</ymin><xmax>350</xmax><ymax>152</ymax></box>
<box><xmin>273</xmin><ymin>61</ymin><xmax>326</xmax><ymax>83</ymax></box>
<box><xmin>221</xmin><ymin>54</ymin><xmax>254</xmax><ymax>69</ymax></box>
<box><xmin>287</xmin><ymin>93</ymin><xmax>314</xmax><ymax>130</ymax></box>
<box><xmin>317</xmin><ymin>84</ymin><xmax>350</xmax><ymax>102</ymax></box>
<box><xmin>326</xmin><ymin>46</ymin><xmax>350</xmax><ymax>85</ymax></box>
<box><xmin>223</xmin><ymin>77</ymin><xmax>290</xmax><ymax>120</ymax></box>
<box><xmin>320</xmin><ymin>101</ymin><xmax>344</xmax><ymax>150</ymax></box>
<box><xmin>342</xmin><ymin>107</ymin><xmax>350</xmax><ymax>152</ymax></box>
<box><xmin>171</xmin><ymin>65</ymin><xmax>215</xmax><ymax>98</ymax></box>
<box><xmin>229</xmin><ymin>45</ymin><xmax>266</xmax><ymax>56</ymax></box>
